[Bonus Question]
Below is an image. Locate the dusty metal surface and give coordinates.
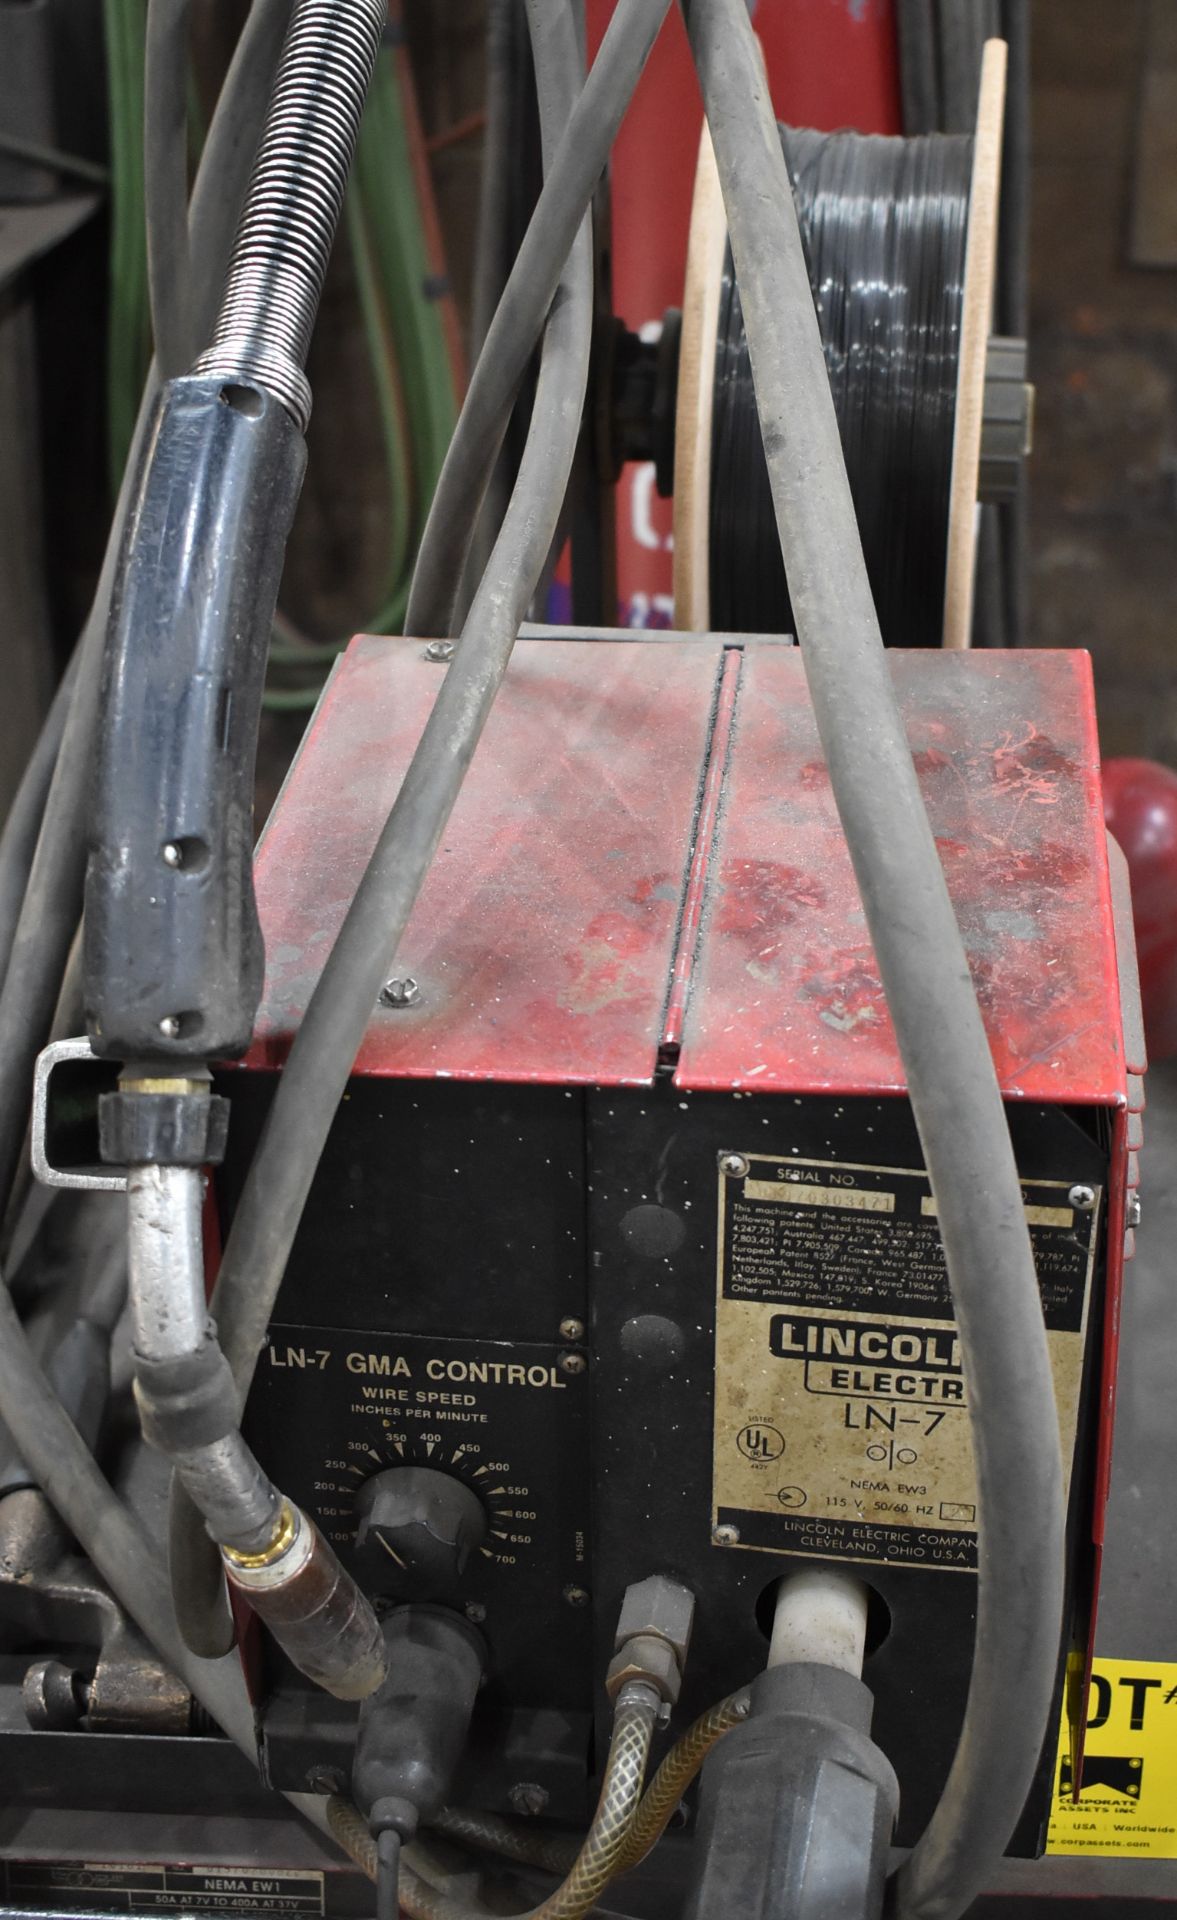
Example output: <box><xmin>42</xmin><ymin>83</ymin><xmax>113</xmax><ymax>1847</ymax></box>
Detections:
<box><xmin>249</xmin><ymin>636</ymin><xmax>723</xmax><ymax>1085</ymax></box>
<box><xmin>252</xmin><ymin>638</ymin><xmax>1123</xmax><ymax>1109</ymax></box>
<box><xmin>676</xmin><ymin>647</ymin><xmax>1125</xmax><ymax>1104</ymax></box>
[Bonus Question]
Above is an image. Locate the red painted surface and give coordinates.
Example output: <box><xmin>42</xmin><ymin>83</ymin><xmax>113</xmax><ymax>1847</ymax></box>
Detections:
<box><xmin>585</xmin><ymin>0</ymin><xmax>902</xmax><ymax>625</ymax></box>
<box><xmin>1103</xmin><ymin>756</ymin><xmax>1177</xmax><ymax>1062</ymax></box>
<box><xmin>249</xmin><ymin>636</ymin><xmax>723</xmax><ymax>1085</ymax></box>
<box><xmin>253</xmin><ymin>638</ymin><xmax>1124</xmax><ymax>1112</ymax></box>
<box><xmin>677</xmin><ymin>648</ymin><xmax>1126</xmax><ymax>1104</ymax></box>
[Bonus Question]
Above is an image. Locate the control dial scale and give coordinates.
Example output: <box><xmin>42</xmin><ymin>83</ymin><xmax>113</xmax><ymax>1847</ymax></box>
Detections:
<box><xmin>247</xmin><ymin>1325</ymin><xmax>592</xmax><ymax>1697</ymax></box>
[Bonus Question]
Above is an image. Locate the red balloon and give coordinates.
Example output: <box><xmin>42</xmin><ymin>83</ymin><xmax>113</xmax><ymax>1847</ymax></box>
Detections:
<box><xmin>1103</xmin><ymin>757</ymin><xmax>1177</xmax><ymax>1062</ymax></box>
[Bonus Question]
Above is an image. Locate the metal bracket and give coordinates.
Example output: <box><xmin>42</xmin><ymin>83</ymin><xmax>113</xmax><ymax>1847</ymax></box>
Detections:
<box><xmin>31</xmin><ymin>1037</ymin><xmax>126</xmax><ymax>1192</ymax></box>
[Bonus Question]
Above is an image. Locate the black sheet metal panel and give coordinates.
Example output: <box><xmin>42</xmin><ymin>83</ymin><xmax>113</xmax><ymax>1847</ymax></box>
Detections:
<box><xmin>587</xmin><ymin>1085</ymin><xmax>1110</xmax><ymax>1855</ymax></box>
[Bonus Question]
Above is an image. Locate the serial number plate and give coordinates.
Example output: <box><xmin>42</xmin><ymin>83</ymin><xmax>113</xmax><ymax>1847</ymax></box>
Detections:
<box><xmin>712</xmin><ymin>1152</ymin><xmax>1098</xmax><ymax>1571</ymax></box>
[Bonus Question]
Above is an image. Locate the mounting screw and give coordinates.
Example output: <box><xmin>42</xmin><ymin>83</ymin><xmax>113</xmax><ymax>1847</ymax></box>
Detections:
<box><xmin>158</xmin><ymin>1015</ymin><xmax>181</xmax><ymax>1040</ymax></box>
<box><xmin>1068</xmin><ymin>1184</ymin><xmax>1097</xmax><ymax>1212</ymax></box>
<box><xmin>306</xmin><ymin>1765</ymin><xmax>347</xmax><ymax>1797</ymax></box>
<box><xmin>562</xmin><ymin>1584</ymin><xmax>590</xmax><ymax>1608</ymax></box>
<box><xmin>1127</xmin><ymin>1194</ymin><xmax>1142</xmax><ymax>1230</ymax></box>
<box><xmin>464</xmin><ymin>1601</ymin><xmax>486</xmax><ymax>1625</ymax></box>
<box><xmin>380</xmin><ymin>976</ymin><xmax>420</xmax><ymax>1009</ymax></box>
<box><xmin>712</xmin><ymin>1523</ymin><xmax>740</xmax><ymax>1547</ymax></box>
<box><xmin>558</xmin><ymin>1350</ymin><xmax>586</xmax><ymax>1376</ymax></box>
<box><xmin>425</xmin><ymin>640</ymin><xmax>454</xmax><ymax>663</ymax></box>
<box><xmin>720</xmin><ymin>1153</ymin><xmax>749</xmax><ymax>1179</ymax></box>
<box><xmin>559</xmin><ymin>1317</ymin><xmax>585</xmax><ymax>1341</ymax></box>
<box><xmin>509</xmin><ymin>1782</ymin><xmax>549</xmax><ymax>1817</ymax></box>
<box><xmin>162</xmin><ymin>842</ymin><xmax>183</xmax><ymax>869</ymax></box>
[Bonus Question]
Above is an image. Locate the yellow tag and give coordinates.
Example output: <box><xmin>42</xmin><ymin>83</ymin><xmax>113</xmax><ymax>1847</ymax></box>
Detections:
<box><xmin>1047</xmin><ymin>1657</ymin><xmax>1177</xmax><ymax>1857</ymax></box>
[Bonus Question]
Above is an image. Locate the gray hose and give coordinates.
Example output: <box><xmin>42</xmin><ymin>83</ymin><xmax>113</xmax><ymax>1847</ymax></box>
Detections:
<box><xmin>682</xmin><ymin>6</ymin><xmax>1064</xmax><ymax>1919</ymax></box>
<box><xmin>145</xmin><ymin>0</ymin><xmax>194</xmax><ymax>376</ymax></box>
<box><xmin>459</xmin><ymin>0</ymin><xmax>521</xmax><ymax>618</ymax></box>
<box><xmin>404</xmin><ymin>0</ymin><xmax>671</xmax><ymax>639</ymax></box>
<box><xmin>470</xmin><ymin>0</ymin><xmax>516</xmax><ymax>365</ymax></box>
<box><xmin>0</xmin><ymin>657</ymin><xmax>74</xmax><ymax>997</ymax></box>
<box><xmin>170</xmin><ymin>0</ymin><xmax>605</xmax><ymax>1652</ymax></box>
<box><xmin>205</xmin><ymin>0</ymin><xmax>597</xmax><ymax>1401</ymax></box>
<box><xmin>0</xmin><ymin>0</ymin><xmax>294</xmax><ymax>1222</ymax></box>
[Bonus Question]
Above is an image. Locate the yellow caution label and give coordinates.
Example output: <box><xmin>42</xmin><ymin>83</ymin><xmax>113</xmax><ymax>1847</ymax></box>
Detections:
<box><xmin>1048</xmin><ymin>1658</ymin><xmax>1177</xmax><ymax>1857</ymax></box>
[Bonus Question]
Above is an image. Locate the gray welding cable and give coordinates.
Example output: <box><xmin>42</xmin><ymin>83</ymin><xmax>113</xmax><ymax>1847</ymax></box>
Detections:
<box><xmin>404</xmin><ymin>0</ymin><xmax>672</xmax><ymax>640</ymax></box>
<box><xmin>145</xmin><ymin>0</ymin><xmax>195</xmax><ymax>375</ymax></box>
<box><xmin>682</xmin><ymin>4</ymin><xmax>1064</xmax><ymax>1918</ymax></box>
<box><xmin>206</xmin><ymin>0</ymin><xmax>666</xmax><ymax>1402</ymax></box>
<box><xmin>169</xmin><ymin>0</ymin><xmax>623</xmax><ymax>1659</ymax></box>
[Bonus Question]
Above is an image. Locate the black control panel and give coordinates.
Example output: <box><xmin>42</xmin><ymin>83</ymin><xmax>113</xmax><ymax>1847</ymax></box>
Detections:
<box><xmin>246</xmin><ymin>1323</ymin><xmax>591</xmax><ymax>1707</ymax></box>
<box><xmin>230</xmin><ymin>1071</ymin><xmax>1110</xmax><ymax>1848</ymax></box>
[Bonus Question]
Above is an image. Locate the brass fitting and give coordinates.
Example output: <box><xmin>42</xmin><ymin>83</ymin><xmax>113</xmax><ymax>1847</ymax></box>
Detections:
<box><xmin>605</xmin><ymin>1576</ymin><xmax>696</xmax><ymax>1706</ymax></box>
<box><xmin>222</xmin><ymin>1503</ymin><xmax>387</xmax><ymax>1702</ymax></box>
<box><xmin>221</xmin><ymin>1500</ymin><xmax>299</xmax><ymax>1568</ymax></box>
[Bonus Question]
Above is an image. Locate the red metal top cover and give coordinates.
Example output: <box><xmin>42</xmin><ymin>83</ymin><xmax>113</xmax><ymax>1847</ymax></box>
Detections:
<box><xmin>248</xmin><ymin>636</ymin><xmax>723</xmax><ymax>1085</ymax></box>
<box><xmin>250</xmin><ymin>637</ymin><xmax>1124</xmax><ymax>1106</ymax></box>
<box><xmin>675</xmin><ymin>646</ymin><xmax>1125</xmax><ymax>1104</ymax></box>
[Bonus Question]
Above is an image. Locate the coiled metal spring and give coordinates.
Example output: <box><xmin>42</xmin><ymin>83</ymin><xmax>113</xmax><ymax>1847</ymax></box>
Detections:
<box><xmin>193</xmin><ymin>0</ymin><xmax>387</xmax><ymax>430</ymax></box>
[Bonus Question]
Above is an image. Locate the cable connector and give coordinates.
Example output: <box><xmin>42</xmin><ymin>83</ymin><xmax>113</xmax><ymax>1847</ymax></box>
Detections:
<box><xmin>605</xmin><ymin>1575</ymin><xmax>695</xmax><ymax>1708</ymax></box>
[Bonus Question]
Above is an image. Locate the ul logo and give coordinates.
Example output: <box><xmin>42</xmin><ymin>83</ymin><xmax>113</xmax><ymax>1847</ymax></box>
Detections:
<box><xmin>738</xmin><ymin>1424</ymin><xmax>785</xmax><ymax>1462</ymax></box>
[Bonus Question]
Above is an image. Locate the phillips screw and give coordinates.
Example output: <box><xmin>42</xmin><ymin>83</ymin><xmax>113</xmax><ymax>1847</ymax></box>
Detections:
<box><xmin>380</xmin><ymin>977</ymin><xmax>420</xmax><ymax>1009</ymax></box>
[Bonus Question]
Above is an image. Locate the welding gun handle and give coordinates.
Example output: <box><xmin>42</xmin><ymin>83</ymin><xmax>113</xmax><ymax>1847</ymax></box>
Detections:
<box><xmin>85</xmin><ymin>376</ymin><xmax>306</xmax><ymax>1062</ymax></box>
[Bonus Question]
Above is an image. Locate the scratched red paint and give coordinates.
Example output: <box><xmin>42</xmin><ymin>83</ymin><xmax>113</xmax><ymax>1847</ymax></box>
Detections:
<box><xmin>250</xmin><ymin>639</ymin><xmax>1125</xmax><ymax>1110</ymax></box>
<box><xmin>676</xmin><ymin>647</ymin><xmax>1127</xmax><ymax>1104</ymax></box>
<box><xmin>246</xmin><ymin>637</ymin><xmax>723</xmax><ymax>1084</ymax></box>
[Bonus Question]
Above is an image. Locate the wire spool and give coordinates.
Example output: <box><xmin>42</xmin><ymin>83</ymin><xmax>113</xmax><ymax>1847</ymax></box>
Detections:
<box><xmin>674</xmin><ymin>42</ymin><xmax>1006</xmax><ymax>647</ymax></box>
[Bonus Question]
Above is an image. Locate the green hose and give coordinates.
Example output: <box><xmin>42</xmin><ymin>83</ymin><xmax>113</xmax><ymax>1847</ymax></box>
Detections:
<box><xmin>263</xmin><ymin>37</ymin><xmax>459</xmax><ymax>711</ymax></box>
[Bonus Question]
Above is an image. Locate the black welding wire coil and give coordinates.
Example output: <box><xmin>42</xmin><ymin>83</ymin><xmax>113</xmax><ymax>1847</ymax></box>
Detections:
<box><xmin>709</xmin><ymin>125</ymin><xmax>973</xmax><ymax>646</ymax></box>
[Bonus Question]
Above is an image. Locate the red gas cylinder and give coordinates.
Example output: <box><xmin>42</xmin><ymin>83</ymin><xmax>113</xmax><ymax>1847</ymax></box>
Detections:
<box><xmin>1103</xmin><ymin>756</ymin><xmax>1177</xmax><ymax>1061</ymax></box>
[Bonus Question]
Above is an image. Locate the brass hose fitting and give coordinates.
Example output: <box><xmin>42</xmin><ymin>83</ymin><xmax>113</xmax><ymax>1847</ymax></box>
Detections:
<box><xmin>223</xmin><ymin>1502</ymin><xmax>386</xmax><ymax>1701</ymax></box>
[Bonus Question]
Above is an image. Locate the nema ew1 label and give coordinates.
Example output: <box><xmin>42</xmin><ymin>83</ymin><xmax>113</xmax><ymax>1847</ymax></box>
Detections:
<box><xmin>1</xmin><ymin>1864</ymin><xmax>325</xmax><ymax>1915</ymax></box>
<box><xmin>712</xmin><ymin>1152</ymin><xmax>1098</xmax><ymax>1572</ymax></box>
<box><xmin>1048</xmin><ymin>1658</ymin><xmax>1177</xmax><ymax>1857</ymax></box>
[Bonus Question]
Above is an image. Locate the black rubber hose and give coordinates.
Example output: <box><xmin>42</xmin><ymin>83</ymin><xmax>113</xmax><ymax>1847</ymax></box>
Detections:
<box><xmin>936</xmin><ymin>0</ymin><xmax>1000</xmax><ymax>133</ymax></box>
<box><xmin>0</xmin><ymin>656</ymin><xmax>74</xmax><ymax>997</ymax></box>
<box><xmin>682</xmin><ymin>7</ymin><xmax>1064</xmax><ymax>1920</ymax></box>
<box><xmin>376</xmin><ymin>1830</ymin><xmax>402</xmax><ymax>1920</ymax></box>
<box><xmin>404</xmin><ymin>0</ymin><xmax>671</xmax><ymax>640</ymax></box>
<box><xmin>458</xmin><ymin>0</ymin><xmax>524</xmax><ymax>627</ymax></box>
<box><xmin>469</xmin><ymin>0</ymin><xmax>516</xmax><ymax>366</ymax></box>
<box><xmin>0</xmin><ymin>0</ymin><xmax>293</xmax><ymax>1219</ymax></box>
<box><xmin>145</xmin><ymin>0</ymin><xmax>194</xmax><ymax>376</ymax></box>
<box><xmin>999</xmin><ymin>0</ymin><xmax>1030</xmax><ymax>648</ymax></box>
<box><xmin>205</xmin><ymin>0</ymin><xmax>596</xmax><ymax>1402</ymax></box>
<box><xmin>896</xmin><ymin>0</ymin><xmax>938</xmax><ymax>134</ymax></box>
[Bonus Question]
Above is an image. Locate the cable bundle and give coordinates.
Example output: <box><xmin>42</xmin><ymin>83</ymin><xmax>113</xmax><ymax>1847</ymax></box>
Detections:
<box><xmin>709</xmin><ymin>125</ymin><xmax>973</xmax><ymax>646</ymax></box>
